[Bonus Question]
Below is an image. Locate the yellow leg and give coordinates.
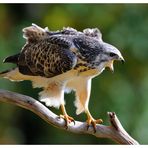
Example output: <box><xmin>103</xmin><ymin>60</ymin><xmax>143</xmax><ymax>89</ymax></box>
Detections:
<box><xmin>60</xmin><ymin>104</ymin><xmax>75</xmax><ymax>128</ymax></box>
<box><xmin>85</xmin><ymin>109</ymin><xmax>103</xmax><ymax>133</ymax></box>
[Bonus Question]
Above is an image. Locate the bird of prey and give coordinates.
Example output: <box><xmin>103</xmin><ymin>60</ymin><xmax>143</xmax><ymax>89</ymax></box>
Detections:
<box><xmin>0</xmin><ymin>24</ymin><xmax>124</xmax><ymax>132</ymax></box>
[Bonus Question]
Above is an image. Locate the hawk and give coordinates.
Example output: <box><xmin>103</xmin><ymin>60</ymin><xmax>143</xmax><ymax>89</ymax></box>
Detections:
<box><xmin>0</xmin><ymin>24</ymin><xmax>124</xmax><ymax>132</ymax></box>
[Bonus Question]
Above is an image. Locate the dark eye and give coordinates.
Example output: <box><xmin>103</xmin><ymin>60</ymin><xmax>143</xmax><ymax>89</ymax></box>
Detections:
<box><xmin>109</xmin><ymin>52</ymin><xmax>116</xmax><ymax>57</ymax></box>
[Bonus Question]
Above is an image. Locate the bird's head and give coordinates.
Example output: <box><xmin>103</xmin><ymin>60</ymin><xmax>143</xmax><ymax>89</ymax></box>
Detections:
<box><xmin>95</xmin><ymin>42</ymin><xmax>125</xmax><ymax>72</ymax></box>
<box><xmin>79</xmin><ymin>28</ymin><xmax>124</xmax><ymax>72</ymax></box>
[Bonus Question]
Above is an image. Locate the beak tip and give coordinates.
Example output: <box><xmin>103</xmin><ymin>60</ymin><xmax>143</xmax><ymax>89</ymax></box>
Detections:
<box><xmin>121</xmin><ymin>58</ymin><xmax>125</xmax><ymax>64</ymax></box>
<box><xmin>119</xmin><ymin>56</ymin><xmax>125</xmax><ymax>64</ymax></box>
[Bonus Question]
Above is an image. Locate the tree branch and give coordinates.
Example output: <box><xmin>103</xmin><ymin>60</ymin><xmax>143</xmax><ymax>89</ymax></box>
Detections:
<box><xmin>0</xmin><ymin>89</ymin><xmax>139</xmax><ymax>144</ymax></box>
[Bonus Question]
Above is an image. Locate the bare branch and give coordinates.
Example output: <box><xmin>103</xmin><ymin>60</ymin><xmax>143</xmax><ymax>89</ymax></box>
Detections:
<box><xmin>0</xmin><ymin>89</ymin><xmax>139</xmax><ymax>144</ymax></box>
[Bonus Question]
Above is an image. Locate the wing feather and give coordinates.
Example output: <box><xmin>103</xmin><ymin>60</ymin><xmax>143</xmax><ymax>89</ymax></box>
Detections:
<box><xmin>4</xmin><ymin>24</ymin><xmax>78</xmax><ymax>78</ymax></box>
<box><xmin>18</xmin><ymin>38</ymin><xmax>77</xmax><ymax>78</ymax></box>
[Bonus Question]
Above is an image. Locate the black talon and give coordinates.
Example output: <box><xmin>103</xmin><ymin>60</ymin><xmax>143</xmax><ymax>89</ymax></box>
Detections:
<box><xmin>59</xmin><ymin>114</ymin><xmax>75</xmax><ymax>129</ymax></box>
<box><xmin>86</xmin><ymin>124</ymin><xmax>90</xmax><ymax>131</ymax></box>
<box><xmin>63</xmin><ymin>117</ymin><xmax>69</xmax><ymax>129</ymax></box>
<box><xmin>92</xmin><ymin>122</ymin><xmax>97</xmax><ymax>133</ymax></box>
<box><xmin>65</xmin><ymin>122</ymin><xmax>68</xmax><ymax>129</ymax></box>
<box><xmin>86</xmin><ymin>124</ymin><xmax>96</xmax><ymax>133</ymax></box>
<box><xmin>72</xmin><ymin>119</ymin><xmax>75</xmax><ymax>125</ymax></box>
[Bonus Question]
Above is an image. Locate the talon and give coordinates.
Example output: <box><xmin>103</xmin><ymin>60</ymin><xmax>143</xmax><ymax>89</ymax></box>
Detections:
<box><xmin>60</xmin><ymin>114</ymin><xmax>75</xmax><ymax>129</ymax></box>
<box><xmin>86</xmin><ymin>118</ymin><xmax>103</xmax><ymax>133</ymax></box>
<box><xmin>60</xmin><ymin>105</ymin><xmax>75</xmax><ymax>129</ymax></box>
<box><xmin>85</xmin><ymin>109</ymin><xmax>103</xmax><ymax>133</ymax></box>
<box><xmin>86</xmin><ymin>124</ymin><xmax>90</xmax><ymax>131</ymax></box>
<box><xmin>71</xmin><ymin>118</ymin><xmax>75</xmax><ymax>125</ymax></box>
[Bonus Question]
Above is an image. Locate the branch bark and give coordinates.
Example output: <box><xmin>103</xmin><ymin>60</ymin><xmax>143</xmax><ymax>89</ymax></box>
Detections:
<box><xmin>0</xmin><ymin>89</ymin><xmax>139</xmax><ymax>144</ymax></box>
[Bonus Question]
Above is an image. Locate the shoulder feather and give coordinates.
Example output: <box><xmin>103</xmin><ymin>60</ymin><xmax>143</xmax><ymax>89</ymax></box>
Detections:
<box><xmin>23</xmin><ymin>23</ymin><xmax>50</xmax><ymax>42</ymax></box>
<box><xmin>83</xmin><ymin>28</ymin><xmax>102</xmax><ymax>41</ymax></box>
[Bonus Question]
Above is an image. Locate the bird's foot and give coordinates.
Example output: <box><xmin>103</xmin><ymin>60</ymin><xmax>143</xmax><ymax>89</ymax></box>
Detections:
<box><xmin>86</xmin><ymin>117</ymin><xmax>103</xmax><ymax>133</ymax></box>
<box><xmin>59</xmin><ymin>114</ymin><xmax>75</xmax><ymax>129</ymax></box>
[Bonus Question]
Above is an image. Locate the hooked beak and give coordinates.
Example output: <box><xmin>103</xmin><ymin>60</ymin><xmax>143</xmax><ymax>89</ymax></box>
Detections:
<box><xmin>119</xmin><ymin>55</ymin><xmax>125</xmax><ymax>64</ymax></box>
<box><xmin>107</xmin><ymin>55</ymin><xmax>125</xmax><ymax>73</ymax></box>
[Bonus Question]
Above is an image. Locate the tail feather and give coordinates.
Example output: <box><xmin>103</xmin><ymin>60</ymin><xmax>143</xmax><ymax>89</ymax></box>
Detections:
<box><xmin>0</xmin><ymin>68</ymin><xmax>16</xmax><ymax>78</ymax></box>
<box><xmin>3</xmin><ymin>53</ymin><xmax>20</xmax><ymax>64</ymax></box>
<box><xmin>0</xmin><ymin>68</ymin><xmax>25</xmax><ymax>81</ymax></box>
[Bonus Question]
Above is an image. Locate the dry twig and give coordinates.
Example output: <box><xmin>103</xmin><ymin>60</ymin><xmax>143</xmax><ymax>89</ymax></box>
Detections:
<box><xmin>0</xmin><ymin>89</ymin><xmax>139</xmax><ymax>144</ymax></box>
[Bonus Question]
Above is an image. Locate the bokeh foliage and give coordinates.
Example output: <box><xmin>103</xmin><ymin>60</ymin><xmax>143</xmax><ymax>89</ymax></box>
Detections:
<box><xmin>0</xmin><ymin>4</ymin><xmax>148</xmax><ymax>144</ymax></box>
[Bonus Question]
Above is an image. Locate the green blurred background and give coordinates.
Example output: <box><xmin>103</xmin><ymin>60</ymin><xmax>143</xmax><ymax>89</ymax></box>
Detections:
<box><xmin>0</xmin><ymin>4</ymin><xmax>148</xmax><ymax>144</ymax></box>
